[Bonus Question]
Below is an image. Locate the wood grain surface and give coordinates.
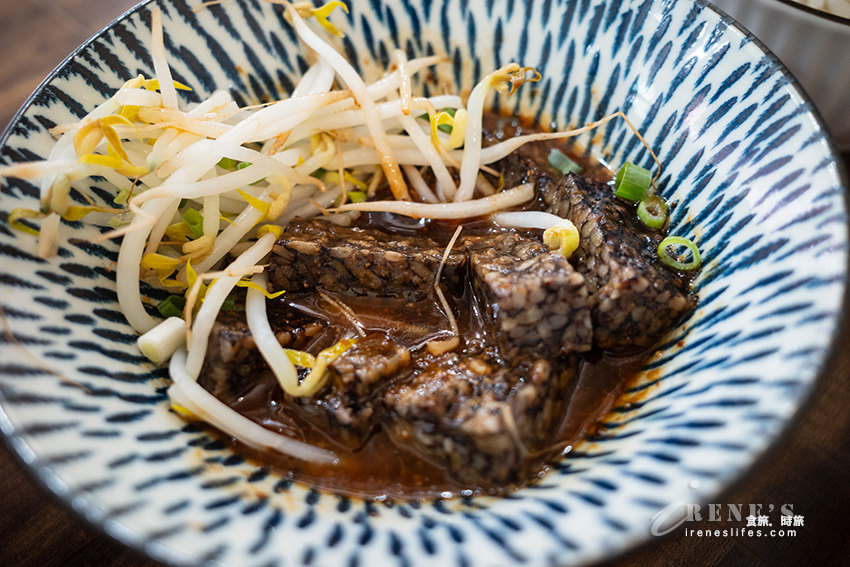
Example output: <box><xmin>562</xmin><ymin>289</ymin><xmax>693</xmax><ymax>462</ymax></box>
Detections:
<box><xmin>1</xmin><ymin>1</ymin><xmax>849</xmax><ymax>566</ymax></box>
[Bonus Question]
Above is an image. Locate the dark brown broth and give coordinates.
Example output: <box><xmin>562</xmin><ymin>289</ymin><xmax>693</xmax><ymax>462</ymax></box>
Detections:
<box><xmin>226</xmin><ymin>352</ymin><xmax>642</xmax><ymax>501</ymax></box>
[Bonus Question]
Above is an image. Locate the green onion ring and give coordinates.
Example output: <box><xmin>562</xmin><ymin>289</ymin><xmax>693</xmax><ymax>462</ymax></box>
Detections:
<box><xmin>657</xmin><ymin>236</ymin><xmax>701</xmax><ymax>271</ymax></box>
<box><xmin>548</xmin><ymin>148</ymin><xmax>582</xmax><ymax>175</ymax></box>
<box><xmin>614</xmin><ymin>162</ymin><xmax>651</xmax><ymax>201</ymax></box>
<box><xmin>637</xmin><ymin>195</ymin><xmax>669</xmax><ymax>229</ymax></box>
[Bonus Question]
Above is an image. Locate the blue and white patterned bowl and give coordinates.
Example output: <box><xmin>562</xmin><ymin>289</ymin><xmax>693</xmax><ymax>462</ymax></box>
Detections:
<box><xmin>0</xmin><ymin>0</ymin><xmax>847</xmax><ymax>565</ymax></box>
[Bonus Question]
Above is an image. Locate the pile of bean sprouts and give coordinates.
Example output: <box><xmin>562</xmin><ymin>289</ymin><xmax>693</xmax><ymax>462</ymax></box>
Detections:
<box><xmin>0</xmin><ymin>1</ymin><xmax>646</xmax><ymax>463</ymax></box>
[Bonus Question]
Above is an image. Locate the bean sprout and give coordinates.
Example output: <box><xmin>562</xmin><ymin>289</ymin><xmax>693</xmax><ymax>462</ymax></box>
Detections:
<box><xmin>0</xmin><ymin>2</ymin><xmax>658</xmax><ymax>463</ymax></box>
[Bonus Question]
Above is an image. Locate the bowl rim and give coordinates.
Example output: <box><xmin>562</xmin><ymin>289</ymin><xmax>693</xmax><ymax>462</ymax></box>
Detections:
<box><xmin>1</xmin><ymin>0</ymin><xmax>849</xmax><ymax>566</ymax></box>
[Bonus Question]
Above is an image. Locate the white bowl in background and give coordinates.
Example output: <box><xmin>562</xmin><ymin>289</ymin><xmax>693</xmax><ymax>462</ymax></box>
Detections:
<box><xmin>711</xmin><ymin>0</ymin><xmax>850</xmax><ymax>149</ymax></box>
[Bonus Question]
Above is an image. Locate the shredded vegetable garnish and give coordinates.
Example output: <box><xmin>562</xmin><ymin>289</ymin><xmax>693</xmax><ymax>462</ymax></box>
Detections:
<box><xmin>490</xmin><ymin>211</ymin><xmax>569</xmax><ymax>231</ymax></box>
<box><xmin>169</xmin><ymin>348</ymin><xmax>338</xmax><ymax>464</ymax></box>
<box><xmin>333</xmin><ymin>183</ymin><xmax>535</xmax><ymax>218</ymax></box>
<box><xmin>0</xmin><ymin>2</ymin><xmax>674</xmax><ymax>464</ymax></box>
<box><xmin>246</xmin><ymin>272</ymin><xmax>356</xmax><ymax>397</ymax></box>
<box><xmin>657</xmin><ymin>236</ymin><xmax>701</xmax><ymax>271</ymax></box>
<box><xmin>137</xmin><ymin>316</ymin><xmax>186</xmax><ymax>364</ymax></box>
<box><xmin>455</xmin><ymin>64</ymin><xmax>541</xmax><ymax>203</ymax></box>
<box><xmin>8</xmin><ymin>209</ymin><xmax>44</xmax><ymax>236</ymax></box>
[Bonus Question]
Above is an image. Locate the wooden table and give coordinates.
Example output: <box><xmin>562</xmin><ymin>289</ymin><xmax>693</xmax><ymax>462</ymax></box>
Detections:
<box><xmin>1</xmin><ymin>1</ymin><xmax>849</xmax><ymax>566</ymax></box>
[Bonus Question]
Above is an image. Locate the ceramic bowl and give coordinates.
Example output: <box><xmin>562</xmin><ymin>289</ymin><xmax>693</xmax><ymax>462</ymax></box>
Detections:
<box><xmin>710</xmin><ymin>0</ymin><xmax>850</xmax><ymax>149</ymax></box>
<box><xmin>0</xmin><ymin>0</ymin><xmax>847</xmax><ymax>566</ymax></box>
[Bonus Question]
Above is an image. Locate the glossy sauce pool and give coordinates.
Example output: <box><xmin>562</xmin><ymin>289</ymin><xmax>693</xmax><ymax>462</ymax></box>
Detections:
<box><xmin>224</xmin><ymin>349</ymin><xmax>646</xmax><ymax>501</ymax></box>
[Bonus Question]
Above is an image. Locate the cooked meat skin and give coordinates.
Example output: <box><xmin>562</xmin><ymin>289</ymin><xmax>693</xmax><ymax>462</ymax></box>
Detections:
<box><xmin>496</xmin><ymin>152</ymin><xmax>558</xmax><ymax>199</ymax></box>
<box><xmin>384</xmin><ymin>353</ymin><xmax>578</xmax><ymax>486</ymax></box>
<box><xmin>541</xmin><ymin>173</ymin><xmax>697</xmax><ymax>348</ymax></box>
<box><xmin>199</xmin><ymin>320</ymin><xmax>263</xmax><ymax>402</ymax></box>
<box><xmin>268</xmin><ymin>217</ymin><xmax>466</xmax><ymax>297</ymax></box>
<box><xmin>467</xmin><ymin>231</ymin><xmax>593</xmax><ymax>359</ymax></box>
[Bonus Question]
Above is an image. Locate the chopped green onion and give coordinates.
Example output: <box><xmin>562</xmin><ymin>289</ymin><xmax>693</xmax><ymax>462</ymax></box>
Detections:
<box><xmin>335</xmin><ymin>190</ymin><xmax>367</xmax><ymax>207</ymax></box>
<box><xmin>217</xmin><ymin>157</ymin><xmax>238</xmax><ymax>169</ymax></box>
<box><xmin>182</xmin><ymin>209</ymin><xmax>204</xmax><ymax>239</ymax></box>
<box><xmin>221</xmin><ymin>294</ymin><xmax>236</xmax><ymax>311</ymax></box>
<box><xmin>348</xmin><ymin>190</ymin><xmax>367</xmax><ymax>203</ymax></box>
<box><xmin>548</xmin><ymin>148</ymin><xmax>582</xmax><ymax>175</ymax></box>
<box><xmin>437</xmin><ymin>108</ymin><xmax>456</xmax><ymax>134</ymax></box>
<box><xmin>157</xmin><ymin>295</ymin><xmax>186</xmax><ymax>318</ymax></box>
<box><xmin>419</xmin><ymin>108</ymin><xmax>455</xmax><ymax>124</ymax></box>
<box><xmin>637</xmin><ymin>195</ymin><xmax>669</xmax><ymax>229</ymax></box>
<box><xmin>178</xmin><ymin>198</ymin><xmax>188</xmax><ymax>209</ymax></box>
<box><xmin>657</xmin><ymin>236</ymin><xmax>701</xmax><ymax>271</ymax></box>
<box><xmin>614</xmin><ymin>162</ymin><xmax>651</xmax><ymax>202</ymax></box>
<box><xmin>113</xmin><ymin>189</ymin><xmax>131</xmax><ymax>206</ymax></box>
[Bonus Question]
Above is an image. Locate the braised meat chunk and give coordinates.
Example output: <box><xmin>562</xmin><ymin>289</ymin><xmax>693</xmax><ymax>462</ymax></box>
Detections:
<box><xmin>541</xmin><ymin>173</ymin><xmax>697</xmax><ymax>349</ymax></box>
<box><xmin>268</xmin><ymin>217</ymin><xmax>466</xmax><ymax>297</ymax></box>
<box><xmin>329</xmin><ymin>333</ymin><xmax>411</xmax><ymax>398</ymax></box>
<box><xmin>199</xmin><ymin>312</ymin><xmax>409</xmax><ymax>449</ymax></box>
<box><xmin>384</xmin><ymin>353</ymin><xmax>578</xmax><ymax>486</ymax></box>
<box><xmin>467</xmin><ymin>231</ymin><xmax>592</xmax><ymax>359</ymax></box>
<box><xmin>296</xmin><ymin>333</ymin><xmax>411</xmax><ymax>448</ymax></box>
<box><xmin>495</xmin><ymin>152</ymin><xmax>558</xmax><ymax>197</ymax></box>
<box><xmin>199</xmin><ymin>310</ymin><xmax>327</xmax><ymax>403</ymax></box>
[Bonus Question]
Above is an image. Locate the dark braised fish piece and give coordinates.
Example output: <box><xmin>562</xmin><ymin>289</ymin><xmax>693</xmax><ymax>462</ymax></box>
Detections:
<box><xmin>467</xmin><ymin>231</ymin><xmax>592</xmax><ymax>359</ymax></box>
<box><xmin>268</xmin><ymin>217</ymin><xmax>466</xmax><ymax>297</ymax></box>
<box><xmin>542</xmin><ymin>173</ymin><xmax>697</xmax><ymax>349</ymax></box>
<box><xmin>199</xmin><ymin>320</ymin><xmax>262</xmax><ymax>402</ymax></box>
<box><xmin>384</xmin><ymin>353</ymin><xmax>578</xmax><ymax>486</ymax></box>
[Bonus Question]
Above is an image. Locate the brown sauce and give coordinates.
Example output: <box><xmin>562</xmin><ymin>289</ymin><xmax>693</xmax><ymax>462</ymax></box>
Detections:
<box><xmin>225</xmin><ymin>351</ymin><xmax>644</xmax><ymax>501</ymax></box>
